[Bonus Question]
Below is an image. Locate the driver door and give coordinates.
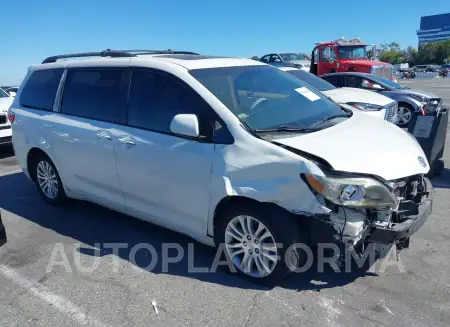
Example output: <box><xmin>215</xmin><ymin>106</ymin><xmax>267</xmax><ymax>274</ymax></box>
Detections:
<box><xmin>319</xmin><ymin>46</ymin><xmax>338</xmax><ymax>74</ymax></box>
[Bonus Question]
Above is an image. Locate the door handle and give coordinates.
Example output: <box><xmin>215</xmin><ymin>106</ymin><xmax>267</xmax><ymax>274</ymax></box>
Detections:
<box><xmin>96</xmin><ymin>131</ymin><xmax>112</xmax><ymax>140</ymax></box>
<box><xmin>118</xmin><ymin>136</ymin><xmax>136</xmax><ymax>146</ymax></box>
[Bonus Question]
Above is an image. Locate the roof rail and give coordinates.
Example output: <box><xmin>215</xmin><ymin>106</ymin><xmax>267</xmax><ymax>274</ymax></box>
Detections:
<box><xmin>41</xmin><ymin>49</ymin><xmax>200</xmax><ymax>64</ymax></box>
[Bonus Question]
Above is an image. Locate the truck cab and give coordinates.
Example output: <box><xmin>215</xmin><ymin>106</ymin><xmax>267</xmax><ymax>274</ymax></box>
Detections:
<box><xmin>310</xmin><ymin>38</ymin><xmax>396</xmax><ymax>82</ymax></box>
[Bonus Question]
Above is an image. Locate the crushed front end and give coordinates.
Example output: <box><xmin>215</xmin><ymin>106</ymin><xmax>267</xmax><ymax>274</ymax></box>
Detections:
<box><xmin>303</xmin><ymin>173</ymin><xmax>432</xmax><ymax>259</ymax></box>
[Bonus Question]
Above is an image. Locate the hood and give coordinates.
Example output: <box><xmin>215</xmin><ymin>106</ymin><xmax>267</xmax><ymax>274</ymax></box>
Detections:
<box><xmin>0</xmin><ymin>97</ymin><xmax>13</xmax><ymax>112</ymax></box>
<box><xmin>394</xmin><ymin>88</ymin><xmax>440</xmax><ymax>99</ymax></box>
<box><xmin>289</xmin><ymin>60</ymin><xmax>311</xmax><ymax>66</ymax></box>
<box><xmin>273</xmin><ymin>111</ymin><xmax>429</xmax><ymax>180</ymax></box>
<box><xmin>339</xmin><ymin>59</ymin><xmax>390</xmax><ymax>68</ymax></box>
<box><xmin>323</xmin><ymin>87</ymin><xmax>394</xmax><ymax>106</ymax></box>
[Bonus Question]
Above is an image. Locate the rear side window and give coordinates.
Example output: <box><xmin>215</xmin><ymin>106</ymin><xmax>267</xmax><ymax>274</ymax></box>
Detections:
<box><xmin>128</xmin><ymin>70</ymin><xmax>213</xmax><ymax>137</ymax></box>
<box><xmin>20</xmin><ymin>69</ymin><xmax>64</xmax><ymax>110</ymax></box>
<box><xmin>61</xmin><ymin>69</ymin><xmax>126</xmax><ymax>123</ymax></box>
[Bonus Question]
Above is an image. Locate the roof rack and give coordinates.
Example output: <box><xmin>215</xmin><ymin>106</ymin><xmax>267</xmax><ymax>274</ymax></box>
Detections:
<box><xmin>41</xmin><ymin>49</ymin><xmax>200</xmax><ymax>64</ymax></box>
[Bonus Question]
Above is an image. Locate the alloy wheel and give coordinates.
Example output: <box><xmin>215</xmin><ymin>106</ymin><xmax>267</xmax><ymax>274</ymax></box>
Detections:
<box><xmin>224</xmin><ymin>215</ymin><xmax>278</xmax><ymax>278</ymax></box>
<box><xmin>36</xmin><ymin>161</ymin><xmax>59</xmax><ymax>199</ymax></box>
<box><xmin>397</xmin><ymin>106</ymin><xmax>412</xmax><ymax>126</ymax></box>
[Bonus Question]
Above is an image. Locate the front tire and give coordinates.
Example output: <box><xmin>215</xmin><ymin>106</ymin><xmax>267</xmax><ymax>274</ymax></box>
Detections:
<box><xmin>31</xmin><ymin>154</ymin><xmax>67</xmax><ymax>205</ymax></box>
<box><xmin>396</xmin><ymin>103</ymin><xmax>413</xmax><ymax>127</ymax></box>
<box><xmin>215</xmin><ymin>202</ymin><xmax>309</xmax><ymax>285</ymax></box>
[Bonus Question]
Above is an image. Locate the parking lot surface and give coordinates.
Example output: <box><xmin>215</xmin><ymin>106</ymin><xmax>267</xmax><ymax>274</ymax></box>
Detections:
<box><xmin>1</xmin><ymin>78</ymin><xmax>450</xmax><ymax>327</ymax></box>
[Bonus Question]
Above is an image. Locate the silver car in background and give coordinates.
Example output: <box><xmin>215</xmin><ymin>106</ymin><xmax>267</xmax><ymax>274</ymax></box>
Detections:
<box><xmin>322</xmin><ymin>72</ymin><xmax>443</xmax><ymax>127</ymax></box>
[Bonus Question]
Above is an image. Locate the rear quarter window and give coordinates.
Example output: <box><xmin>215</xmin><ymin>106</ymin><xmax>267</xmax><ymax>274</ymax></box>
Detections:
<box><xmin>20</xmin><ymin>69</ymin><xmax>64</xmax><ymax>110</ymax></box>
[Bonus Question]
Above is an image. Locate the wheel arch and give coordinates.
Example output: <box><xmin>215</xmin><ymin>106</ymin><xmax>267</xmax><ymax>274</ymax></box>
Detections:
<box><xmin>26</xmin><ymin>147</ymin><xmax>63</xmax><ymax>185</ymax></box>
<box><xmin>210</xmin><ymin>195</ymin><xmax>311</xmax><ymax>242</ymax></box>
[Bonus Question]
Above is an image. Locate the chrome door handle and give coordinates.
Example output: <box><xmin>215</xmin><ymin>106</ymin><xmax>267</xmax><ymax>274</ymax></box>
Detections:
<box><xmin>118</xmin><ymin>136</ymin><xmax>136</xmax><ymax>146</ymax></box>
<box><xmin>96</xmin><ymin>131</ymin><xmax>112</xmax><ymax>140</ymax></box>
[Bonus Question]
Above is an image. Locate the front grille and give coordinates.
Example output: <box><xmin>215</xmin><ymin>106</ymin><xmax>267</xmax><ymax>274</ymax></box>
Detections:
<box><xmin>0</xmin><ymin>136</ymin><xmax>12</xmax><ymax>144</ymax></box>
<box><xmin>384</xmin><ymin>102</ymin><xmax>397</xmax><ymax>122</ymax></box>
<box><xmin>373</xmin><ymin>66</ymin><xmax>393</xmax><ymax>79</ymax></box>
<box><xmin>0</xmin><ymin>114</ymin><xmax>7</xmax><ymax>124</ymax></box>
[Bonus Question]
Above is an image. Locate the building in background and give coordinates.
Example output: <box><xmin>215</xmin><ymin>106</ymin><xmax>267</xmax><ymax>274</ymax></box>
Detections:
<box><xmin>417</xmin><ymin>13</ymin><xmax>450</xmax><ymax>46</ymax></box>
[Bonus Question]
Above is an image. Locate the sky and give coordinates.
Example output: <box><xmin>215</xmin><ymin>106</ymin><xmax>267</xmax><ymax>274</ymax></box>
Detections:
<box><xmin>1</xmin><ymin>0</ymin><xmax>450</xmax><ymax>84</ymax></box>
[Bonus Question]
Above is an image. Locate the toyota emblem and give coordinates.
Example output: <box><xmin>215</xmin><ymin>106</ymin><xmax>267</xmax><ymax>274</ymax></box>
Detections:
<box><xmin>418</xmin><ymin>156</ymin><xmax>427</xmax><ymax>168</ymax></box>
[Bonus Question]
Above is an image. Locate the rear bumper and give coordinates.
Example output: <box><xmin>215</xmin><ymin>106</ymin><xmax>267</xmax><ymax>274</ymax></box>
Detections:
<box><xmin>368</xmin><ymin>178</ymin><xmax>433</xmax><ymax>244</ymax></box>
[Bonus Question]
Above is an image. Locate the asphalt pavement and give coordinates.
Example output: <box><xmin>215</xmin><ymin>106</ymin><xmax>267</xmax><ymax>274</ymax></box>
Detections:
<box><xmin>0</xmin><ymin>78</ymin><xmax>449</xmax><ymax>327</ymax></box>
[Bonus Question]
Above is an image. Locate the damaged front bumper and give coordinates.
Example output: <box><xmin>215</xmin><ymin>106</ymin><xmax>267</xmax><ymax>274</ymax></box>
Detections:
<box><xmin>306</xmin><ymin>176</ymin><xmax>433</xmax><ymax>252</ymax></box>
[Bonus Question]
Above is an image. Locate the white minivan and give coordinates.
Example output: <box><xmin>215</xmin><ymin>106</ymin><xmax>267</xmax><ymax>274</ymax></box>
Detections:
<box><xmin>10</xmin><ymin>50</ymin><xmax>433</xmax><ymax>284</ymax></box>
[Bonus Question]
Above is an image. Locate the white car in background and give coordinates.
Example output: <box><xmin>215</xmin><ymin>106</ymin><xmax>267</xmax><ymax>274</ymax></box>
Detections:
<box><xmin>278</xmin><ymin>66</ymin><xmax>398</xmax><ymax>123</ymax></box>
<box><xmin>0</xmin><ymin>88</ymin><xmax>13</xmax><ymax>147</ymax></box>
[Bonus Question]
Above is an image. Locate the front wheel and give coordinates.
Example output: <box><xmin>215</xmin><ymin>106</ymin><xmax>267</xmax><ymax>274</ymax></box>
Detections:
<box><xmin>396</xmin><ymin>104</ymin><xmax>413</xmax><ymax>127</ymax></box>
<box><xmin>215</xmin><ymin>202</ymin><xmax>309</xmax><ymax>285</ymax></box>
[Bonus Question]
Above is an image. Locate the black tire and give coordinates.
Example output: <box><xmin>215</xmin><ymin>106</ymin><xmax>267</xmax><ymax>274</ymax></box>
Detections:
<box><xmin>396</xmin><ymin>103</ymin><xmax>414</xmax><ymax>128</ymax></box>
<box><xmin>30</xmin><ymin>153</ymin><xmax>68</xmax><ymax>206</ymax></box>
<box><xmin>214</xmin><ymin>201</ymin><xmax>309</xmax><ymax>286</ymax></box>
<box><xmin>432</xmin><ymin>159</ymin><xmax>445</xmax><ymax>177</ymax></box>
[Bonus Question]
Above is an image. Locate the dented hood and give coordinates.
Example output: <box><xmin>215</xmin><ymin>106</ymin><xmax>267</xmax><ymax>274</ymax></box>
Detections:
<box><xmin>274</xmin><ymin>111</ymin><xmax>429</xmax><ymax>180</ymax></box>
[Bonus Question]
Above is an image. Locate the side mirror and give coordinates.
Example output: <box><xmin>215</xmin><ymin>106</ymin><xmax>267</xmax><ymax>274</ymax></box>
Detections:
<box><xmin>9</xmin><ymin>91</ymin><xmax>16</xmax><ymax>97</ymax></box>
<box><xmin>328</xmin><ymin>58</ymin><xmax>335</xmax><ymax>64</ymax></box>
<box><xmin>170</xmin><ymin>114</ymin><xmax>200</xmax><ymax>138</ymax></box>
<box><xmin>273</xmin><ymin>58</ymin><xmax>281</xmax><ymax>63</ymax></box>
<box><xmin>372</xmin><ymin>84</ymin><xmax>383</xmax><ymax>90</ymax></box>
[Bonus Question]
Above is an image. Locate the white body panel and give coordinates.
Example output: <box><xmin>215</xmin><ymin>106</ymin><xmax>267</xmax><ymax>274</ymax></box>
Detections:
<box><xmin>275</xmin><ymin>110</ymin><xmax>428</xmax><ymax>180</ymax></box>
<box><xmin>10</xmin><ymin>55</ymin><xmax>429</xmax><ymax>246</ymax></box>
<box><xmin>0</xmin><ymin>97</ymin><xmax>13</xmax><ymax>140</ymax></box>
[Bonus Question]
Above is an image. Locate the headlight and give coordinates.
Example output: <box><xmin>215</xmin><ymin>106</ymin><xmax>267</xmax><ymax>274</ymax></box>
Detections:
<box><xmin>408</xmin><ymin>94</ymin><xmax>427</xmax><ymax>104</ymax></box>
<box><xmin>348</xmin><ymin>102</ymin><xmax>384</xmax><ymax>111</ymax></box>
<box><xmin>305</xmin><ymin>174</ymin><xmax>398</xmax><ymax>209</ymax></box>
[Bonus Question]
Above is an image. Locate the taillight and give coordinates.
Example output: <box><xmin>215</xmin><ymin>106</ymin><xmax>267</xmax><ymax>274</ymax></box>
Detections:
<box><xmin>8</xmin><ymin>112</ymin><xmax>15</xmax><ymax>124</ymax></box>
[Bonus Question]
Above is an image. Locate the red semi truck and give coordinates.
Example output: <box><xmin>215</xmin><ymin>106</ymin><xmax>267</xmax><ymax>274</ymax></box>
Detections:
<box><xmin>310</xmin><ymin>38</ymin><xmax>397</xmax><ymax>82</ymax></box>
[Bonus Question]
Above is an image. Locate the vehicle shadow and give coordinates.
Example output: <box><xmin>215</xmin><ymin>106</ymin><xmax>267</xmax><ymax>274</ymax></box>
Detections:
<box><xmin>0</xmin><ymin>172</ymin><xmax>375</xmax><ymax>291</ymax></box>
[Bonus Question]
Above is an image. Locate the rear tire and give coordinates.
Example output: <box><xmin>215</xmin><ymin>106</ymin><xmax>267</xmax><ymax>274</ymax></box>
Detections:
<box><xmin>31</xmin><ymin>153</ymin><xmax>67</xmax><ymax>206</ymax></box>
<box><xmin>214</xmin><ymin>201</ymin><xmax>309</xmax><ymax>285</ymax></box>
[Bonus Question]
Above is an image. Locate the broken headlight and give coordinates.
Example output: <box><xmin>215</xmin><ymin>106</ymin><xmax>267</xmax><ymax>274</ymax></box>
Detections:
<box><xmin>304</xmin><ymin>174</ymin><xmax>399</xmax><ymax>209</ymax></box>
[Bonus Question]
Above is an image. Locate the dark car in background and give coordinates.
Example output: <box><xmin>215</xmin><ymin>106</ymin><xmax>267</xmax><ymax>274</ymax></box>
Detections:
<box><xmin>322</xmin><ymin>72</ymin><xmax>443</xmax><ymax>127</ymax></box>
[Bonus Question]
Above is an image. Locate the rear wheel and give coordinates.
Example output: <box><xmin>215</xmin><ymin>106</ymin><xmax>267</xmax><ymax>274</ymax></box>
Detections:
<box><xmin>215</xmin><ymin>201</ymin><xmax>309</xmax><ymax>285</ymax></box>
<box><xmin>31</xmin><ymin>154</ymin><xmax>67</xmax><ymax>205</ymax></box>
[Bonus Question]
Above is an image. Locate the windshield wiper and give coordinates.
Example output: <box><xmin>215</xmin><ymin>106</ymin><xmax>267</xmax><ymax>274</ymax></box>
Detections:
<box><xmin>309</xmin><ymin>112</ymin><xmax>352</xmax><ymax>128</ymax></box>
<box><xmin>254</xmin><ymin>126</ymin><xmax>321</xmax><ymax>133</ymax></box>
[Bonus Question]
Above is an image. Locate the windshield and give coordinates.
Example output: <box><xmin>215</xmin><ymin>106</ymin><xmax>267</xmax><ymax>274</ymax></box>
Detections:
<box><xmin>0</xmin><ymin>88</ymin><xmax>10</xmax><ymax>98</ymax></box>
<box><xmin>368</xmin><ymin>75</ymin><xmax>407</xmax><ymax>89</ymax></box>
<box><xmin>280</xmin><ymin>53</ymin><xmax>302</xmax><ymax>61</ymax></box>
<box><xmin>286</xmin><ymin>69</ymin><xmax>336</xmax><ymax>91</ymax></box>
<box><xmin>190</xmin><ymin>65</ymin><xmax>345</xmax><ymax>131</ymax></box>
<box><xmin>339</xmin><ymin>46</ymin><xmax>367</xmax><ymax>59</ymax></box>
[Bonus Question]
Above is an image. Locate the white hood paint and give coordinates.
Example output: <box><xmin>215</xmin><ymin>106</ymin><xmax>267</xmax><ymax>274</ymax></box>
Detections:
<box><xmin>274</xmin><ymin>111</ymin><xmax>429</xmax><ymax>180</ymax></box>
<box><xmin>323</xmin><ymin>87</ymin><xmax>393</xmax><ymax>106</ymax></box>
